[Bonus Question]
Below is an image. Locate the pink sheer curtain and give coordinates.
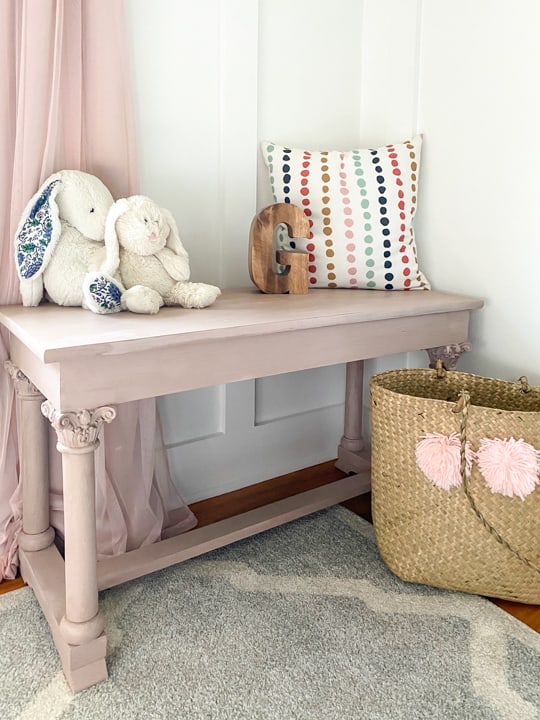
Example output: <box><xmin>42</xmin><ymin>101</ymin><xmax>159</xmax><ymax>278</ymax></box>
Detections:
<box><xmin>0</xmin><ymin>0</ymin><xmax>196</xmax><ymax>580</ymax></box>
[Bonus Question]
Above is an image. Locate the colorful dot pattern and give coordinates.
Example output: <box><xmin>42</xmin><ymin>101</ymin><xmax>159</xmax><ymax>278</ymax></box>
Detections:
<box><xmin>262</xmin><ymin>136</ymin><xmax>430</xmax><ymax>290</ymax></box>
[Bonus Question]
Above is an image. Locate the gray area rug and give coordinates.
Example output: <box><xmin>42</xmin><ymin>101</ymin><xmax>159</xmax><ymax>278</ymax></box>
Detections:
<box><xmin>1</xmin><ymin>506</ymin><xmax>539</xmax><ymax>720</ymax></box>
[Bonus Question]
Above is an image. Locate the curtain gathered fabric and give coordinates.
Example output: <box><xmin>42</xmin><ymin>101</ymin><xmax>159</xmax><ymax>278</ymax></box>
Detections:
<box><xmin>0</xmin><ymin>0</ymin><xmax>196</xmax><ymax>580</ymax></box>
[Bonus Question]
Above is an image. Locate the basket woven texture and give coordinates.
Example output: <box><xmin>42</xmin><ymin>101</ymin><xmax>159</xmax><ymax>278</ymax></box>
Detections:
<box><xmin>370</xmin><ymin>368</ymin><xmax>540</xmax><ymax>604</ymax></box>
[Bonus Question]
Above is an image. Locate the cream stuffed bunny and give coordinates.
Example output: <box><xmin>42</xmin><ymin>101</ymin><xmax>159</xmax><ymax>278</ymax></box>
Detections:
<box><xmin>83</xmin><ymin>195</ymin><xmax>221</xmax><ymax>315</ymax></box>
<box><xmin>14</xmin><ymin>170</ymin><xmax>114</xmax><ymax>307</ymax></box>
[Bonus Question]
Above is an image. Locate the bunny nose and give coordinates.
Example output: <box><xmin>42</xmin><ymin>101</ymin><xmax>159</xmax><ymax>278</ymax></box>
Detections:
<box><xmin>149</xmin><ymin>232</ymin><xmax>157</xmax><ymax>241</ymax></box>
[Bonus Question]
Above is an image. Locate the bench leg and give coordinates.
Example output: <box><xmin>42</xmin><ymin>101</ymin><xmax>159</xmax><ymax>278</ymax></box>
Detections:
<box><xmin>336</xmin><ymin>360</ymin><xmax>371</xmax><ymax>476</ymax></box>
<box><xmin>41</xmin><ymin>401</ymin><xmax>116</xmax><ymax>691</ymax></box>
<box><xmin>4</xmin><ymin>362</ymin><xmax>55</xmax><ymax>552</ymax></box>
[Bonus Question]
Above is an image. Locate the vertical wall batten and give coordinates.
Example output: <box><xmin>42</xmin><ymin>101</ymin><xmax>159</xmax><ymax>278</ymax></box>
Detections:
<box><xmin>412</xmin><ymin>0</ymin><xmax>425</xmax><ymax>136</ymax></box>
<box><xmin>218</xmin><ymin>0</ymin><xmax>259</xmax><ymax>288</ymax></box>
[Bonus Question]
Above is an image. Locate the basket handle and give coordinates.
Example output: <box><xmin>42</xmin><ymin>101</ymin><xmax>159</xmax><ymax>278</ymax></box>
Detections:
<box><xmin>453</xmin><ymin>390</ymin><xmax>540</xmax><ymax>574</ymax></box>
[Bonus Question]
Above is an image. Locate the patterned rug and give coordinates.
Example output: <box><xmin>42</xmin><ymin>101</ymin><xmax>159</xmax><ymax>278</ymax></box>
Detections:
<box><xmin>1</xmin><ymin>506</ymin><xmax>539</xmax><ymax>720</ymax></box>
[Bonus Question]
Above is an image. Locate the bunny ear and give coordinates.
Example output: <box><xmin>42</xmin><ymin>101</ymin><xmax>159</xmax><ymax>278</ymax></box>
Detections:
<box><xmin>99</xmin><ymin>198</ymin><xmax>130</xmax><ymax>276</ymax></box>
<box><xmin>14</xmin><ymin>173</ymin><xmax>63</xmax><ymax>281</ymax></box>
<box><xmin>160</xmin><ymin>207</ymin><xmax>188</xmax><ymax>258</ymax></box>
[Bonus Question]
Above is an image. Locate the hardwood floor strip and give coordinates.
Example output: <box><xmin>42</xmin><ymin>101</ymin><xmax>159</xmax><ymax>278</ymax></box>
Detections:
<box><xmin>0</xmin><ymin>576</ymin><xmax>25</xmax><ymax>595</ymax></box>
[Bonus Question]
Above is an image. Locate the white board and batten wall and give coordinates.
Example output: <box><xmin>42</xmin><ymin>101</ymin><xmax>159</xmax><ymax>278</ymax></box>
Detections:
<box><xmin>126</xmin><ymin>0</ymin><xmax>540</xmax><ymax>504</ymax></box>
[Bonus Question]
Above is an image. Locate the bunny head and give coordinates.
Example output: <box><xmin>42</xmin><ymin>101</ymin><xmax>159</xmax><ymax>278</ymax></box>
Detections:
<box><xmin>54</xmin><ymin>170</ymin><xmax>114</xmax><ymax>240</ymax></box>
<box><xmin>101</xmin><ymin>195</ymin><xmax>188</xmax><ymax>275</ymax></box>
<box><xmin>115</xmin><ymin>195</ymin><xmax>172</xmax><ymax>255</ymax></box>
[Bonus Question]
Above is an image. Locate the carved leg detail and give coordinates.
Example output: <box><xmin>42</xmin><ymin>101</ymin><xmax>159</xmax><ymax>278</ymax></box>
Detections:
<box><xmin>425</xmin><ymin>342</ymin><xmax>472</xmax><ymax>370</ymax></box>
<box><xmin>42</xmin><ymin>402</ymin><xmax>116</xmax><ymax>647</ymax></box>
<box><xmin>4</xmin><ymin>362</ymin><xmax>54</xmax><ymax>552</ymax></box>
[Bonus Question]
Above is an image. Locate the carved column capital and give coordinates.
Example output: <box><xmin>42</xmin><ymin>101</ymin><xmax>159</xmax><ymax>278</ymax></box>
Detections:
<box><xmin>41</xmin><ymin>401</ymin><xmax>116</xmax><ymax>451</ymax></box>
<box><xmin>425</xmin><ymin>342</ymin><xmax>472</xmax><ymax>371</ymax></box>
<box><xmin>4</xmin><ymin>361</ymin><xmax>43</xmax><ymax>399</ymax></box>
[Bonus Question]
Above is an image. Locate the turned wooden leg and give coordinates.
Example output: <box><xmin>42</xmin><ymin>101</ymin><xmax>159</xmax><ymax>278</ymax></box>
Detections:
<box><xmin>340</xmin><ymin>360</ymin><xmax>365</xmax><ymax>454</ymax></box>
<box><xmin>336</xmin><ymin>360</ymin><xmax>371</xmax><ymax>478</ymax></box>
<box><xmin>426</xmin><ymin>342</ymin><xmax>471</xmax><ymax>370</ymax></box>
<box><xmin>4</xmin><ymin>362</ymin><xmax>54</xmax><ymax>552</ymax></box>
<box><xmin>42</xmin><ymin>402</ymin><xmax>115</xmax><ymax>647</ymax></box>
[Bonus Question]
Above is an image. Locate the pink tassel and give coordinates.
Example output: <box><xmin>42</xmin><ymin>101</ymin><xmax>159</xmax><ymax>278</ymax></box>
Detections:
<box><xmin>476</xmin><ymin>437</ymin><xmax>540</xmax><ymax>500</ymax></box>
<box><xmin>415</xmin><ymin>432</ymin><xmax>473</xmax><ymax>490</ymax></box>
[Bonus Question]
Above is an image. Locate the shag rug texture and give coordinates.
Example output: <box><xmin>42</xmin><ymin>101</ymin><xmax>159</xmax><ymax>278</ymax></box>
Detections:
<box><xmin>1</xmin><ymin>506</ymin><xmax>539</xmax><ymax>720</ymax></box>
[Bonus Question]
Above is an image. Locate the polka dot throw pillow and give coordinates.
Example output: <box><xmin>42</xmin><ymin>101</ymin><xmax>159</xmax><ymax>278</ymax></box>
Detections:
<box><xmin>260</xmin><ymin>136</ymin><xmax>430</xmax><ymax>290</ymax></box>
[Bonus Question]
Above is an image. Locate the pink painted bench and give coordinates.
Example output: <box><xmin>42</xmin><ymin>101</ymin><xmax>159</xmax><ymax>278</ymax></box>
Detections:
<box><xmin>0</xmin><ymin>286</ymin><xmax>482</xmax><ymax>691</ymax></box>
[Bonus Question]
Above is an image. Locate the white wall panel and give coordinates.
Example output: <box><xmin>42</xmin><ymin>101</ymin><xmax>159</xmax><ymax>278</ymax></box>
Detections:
<box><xmin>126</xmin><ymin>0</ymin><xmax>222</xmax><ymax>285</ymax></box>
<box><xmin>254</xmin><ymin>366</ymin><xmax>345</xmax><ymax>425</ymax></box>
<box><xmin>217</xmin><ymin>0</ymin><xmax>260</xmax><ymax>287</ymax></box>
<box><xmin>257</xmin><ymin>0</ymin><xmax>365</xmax><ymax>208</ymax></box>
<box><xmin>166</xmin><ymin>400</ymin><xmax>344</xmax><ymax>503</ymax></box>
<box><xmin>257</xmin><ymin>0</ymin><xmax>365</xmax><ymax>149</ymax></box>
<box><xmin>359</xmin><ymin>0</ymin><xmax>422</xmax><ymax>143</ymax></box>
<box><xmin>416</xmin><ymin>0</ymin><xmax>540</xmax><ymax>383</ymax></box>
<box><xmin>158</xmin><ymin>386</ymin><xmax>225</xmax><ymax>446</ymax></box>
<box><xmin>126</xmin><ymin>0</ymin><xmax>258</xmax><ymax>289</ymax></box>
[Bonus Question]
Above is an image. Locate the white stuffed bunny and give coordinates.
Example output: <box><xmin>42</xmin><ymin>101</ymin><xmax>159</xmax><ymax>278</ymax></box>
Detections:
<box><xmin>14</xmin><ymin>170</ymin><xmax>114</xmax><ymax>308</ymax></box>
<box><xmin>83</xmin><ymin>195</ymin><xmax>221</xmax><ymax>315</ymax></box>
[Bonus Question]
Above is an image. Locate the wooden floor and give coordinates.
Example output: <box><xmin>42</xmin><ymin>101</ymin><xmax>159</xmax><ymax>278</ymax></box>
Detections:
<box><xmin>1</xmin><ymin>461</ymin><xmax>539</xmax><ymax>633</ymax></box>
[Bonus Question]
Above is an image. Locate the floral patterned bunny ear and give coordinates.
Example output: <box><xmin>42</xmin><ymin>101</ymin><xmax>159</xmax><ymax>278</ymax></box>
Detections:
<box><xmin>477</xmin><ymin>437</ymin><xmax>540</xmax><ymax>500</ymax></box>
<box><xmin>415</xmin><ymin>432</ymin><xmax>474</xmax><ymax>490</ymax></box>
<box><xmin>82</xmin><ymin>272</ymin><xmax>124</xmax><ymax>315</ymax></box>
<box><xmin>14</xmin><ymin>174</ymin><xmax>63</xmax><ymax>306</ymax></box>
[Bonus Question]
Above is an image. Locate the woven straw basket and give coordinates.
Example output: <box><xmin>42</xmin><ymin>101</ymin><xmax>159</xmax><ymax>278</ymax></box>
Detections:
<box><xmin>370</xmin><ymin>366</ymin><xmax>540</xmax><ymax>604</ymax></box>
